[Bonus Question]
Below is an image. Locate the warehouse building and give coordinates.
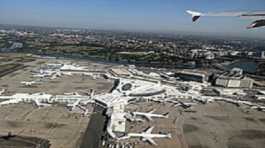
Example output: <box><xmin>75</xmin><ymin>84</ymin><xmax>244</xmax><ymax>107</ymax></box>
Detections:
<box><xmin>214</xmin><ymin>68</ymin><xmax>253</xmax><ymax>88</ymax></box>
<box><xmin>109</xmin><ymin>68</ymin><xmax>132</xmax><ymax>77</ymax></box>
<box><xmin>175</xmin><ymin>70</ymin><xmax>209</xmax><ymax>83</ymax></box>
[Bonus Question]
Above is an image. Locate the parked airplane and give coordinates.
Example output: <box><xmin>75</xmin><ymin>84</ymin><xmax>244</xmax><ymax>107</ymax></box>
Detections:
<box><xmin>132</xmin><ymin>109</ymin><xmax>169</xmax><ymax>121</ymax></box>
<box><xmin>187</xmin><ymin>10</ymin><xmax>265</xmax><ymax>29</ymax></box>
<box><xmin>126</xmin><ymin>126</ymin><xmax>171</xmax><ymax>146</ymax></box>
<box><xmin>21</xmin><ymin>81</ymin><xmax>37</xmax><ymax>86</ymax></box>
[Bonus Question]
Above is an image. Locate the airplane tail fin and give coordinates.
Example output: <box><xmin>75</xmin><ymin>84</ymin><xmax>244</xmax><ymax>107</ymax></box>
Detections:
<box><xmin>186</xmin><ymin>10</ymin><xmax>202</xmax><ymax>22</ymax></box>
<box><xmin>167</xmin><ymin>134</ymin><xmax>172</xmax><ymax>139</ymax></box>
<box><xmin>148</xmin><ymin>109</ymin><xmax>156</xmax><ymax>114</ymax></box>
<box><xmin>163</xmin><ymin>112</ymin><xmax>169</xmax><ymax>118</ymax></box>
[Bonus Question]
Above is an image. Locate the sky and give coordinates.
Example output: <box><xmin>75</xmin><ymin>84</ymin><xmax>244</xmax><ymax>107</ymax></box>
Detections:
<box><xmin>0</xmin><ymin>0</ymin><xmax>265</xmax><ymax>38</ymax></box>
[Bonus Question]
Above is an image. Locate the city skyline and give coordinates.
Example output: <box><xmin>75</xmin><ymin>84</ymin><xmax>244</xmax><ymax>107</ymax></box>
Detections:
<box><xmin>1</xmin><ymin>0</ymin><xmax>265</xmax><ymax>38</ymax></box>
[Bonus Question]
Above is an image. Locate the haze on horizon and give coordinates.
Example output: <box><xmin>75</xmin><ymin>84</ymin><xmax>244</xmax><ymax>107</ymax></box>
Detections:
<box><xmin>1</xmin><ymin>0</ymin><xmax>265</xmax><ymax>39</ymax></box>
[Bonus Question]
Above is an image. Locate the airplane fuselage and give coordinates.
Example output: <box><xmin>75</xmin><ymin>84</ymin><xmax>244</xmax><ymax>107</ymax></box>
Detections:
<box><xmin>128</xmin><ymin>133</ymin><xmax>170</xmax><ymax>138</ymax></box>
<box><xmin>133</xmin><ymin>112</ymin><xmax>167</xmax><ymax>118</ymax></box>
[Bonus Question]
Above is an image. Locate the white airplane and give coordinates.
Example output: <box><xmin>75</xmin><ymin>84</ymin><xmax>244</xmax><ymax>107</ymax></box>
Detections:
<box><xmin>132</xmin><ymin>109</ymin><xmax>169</xmax><ymax>121</ymax></box>
<box><xmin>0</xmin><ymin>89</ymin><xmax>5</xmax><ymax>95</ymax></box>
<box><xmin>187</xmin><ymin>10</ymin><xmax>265</xmax><ymax>29</ymax></box>
<box><xmin>21</xmin><ymin>81</ymin><xmax>37</xmax><ymax>86</ymax></box>
<box><xmin>126</xmin><ymin>126</ymin><xmax>171</xmax><ymax>146</ymax></box>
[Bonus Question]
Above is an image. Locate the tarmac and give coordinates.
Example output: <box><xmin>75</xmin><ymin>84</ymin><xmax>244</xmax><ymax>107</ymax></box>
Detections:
<box><xmin>121</xmin><ymin>100</ymin><xmax>265</xmax><ymax>148</ymax></box>
<box><xmin>182</xmin><ymin>102</ymin><xmax>265</xmax><ymax>148</ymax></box>
<box><xmin>0</xmin><ymin>134</ymin><xmax>50</xmax><ymax>148</ymax></box>
<box><xmin>1</xmin><ymin>53</ymin><xmax>265</xmax><ymax>148</ymax></box>
<box><xmin>0</xmin><ymin>53</ymin><xmax>114</xmax><ymax>148</ymax></box>
<box><xmin>0</xmin><ymin>55</ymin><xmax>113</xmax><ymax>95</ymax></box>
<box><xmin>0</xmin><ymin>103</ymin><xmax>89</xmax><ymax>148</ymax></box>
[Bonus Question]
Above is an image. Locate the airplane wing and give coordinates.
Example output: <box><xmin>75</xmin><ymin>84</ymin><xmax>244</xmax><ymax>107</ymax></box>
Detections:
<box><xmin>33</xmin><ymin>99</ymin><xmax>50</xmax><ymax>107</ymax></box>
<box><xmin>0</xmin><ymin>99</ymin><xmax>22</xmax><ymax>105</ymax></box>
<box><xmin>143</xmin><ymin>109</ymin><xmax>156</xmax><ymax>121</ymax></box>
<box><xmin>148</xmin><ymin>109</ymin><xmax>156</xmax><ymax>114</ymax></box>
<box><xmin>186</xmin><ymin>10</ymin><xmax>265</xmax><ymax>29</ymax></box>
<box><xmin>186</xmin><ymin>10</ymin><xmax>204</xmax><ymax>22</ymax></box>
<box><xmin>187</xmin><ymin>10</ymin><xmax>265</xmax><ymax>19</ymax></box>
<box><xmin>144</xmin><ymin>115</ymin><xmax>153</xmax><ymax>121</ymax></box>
<box><xmin>143</xmin><ymin>137</ymin><xmax>157</xmax><ymax>146</ymax></box>
<box><xmin>144</xmin><ymin>126</ymin><xmax>154</xmax><ymax>134</ymax></box>
<box><xmin>68</xmin><ymin>99</ymin><xmax>81</xmax><ymax>109</ymax></box>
